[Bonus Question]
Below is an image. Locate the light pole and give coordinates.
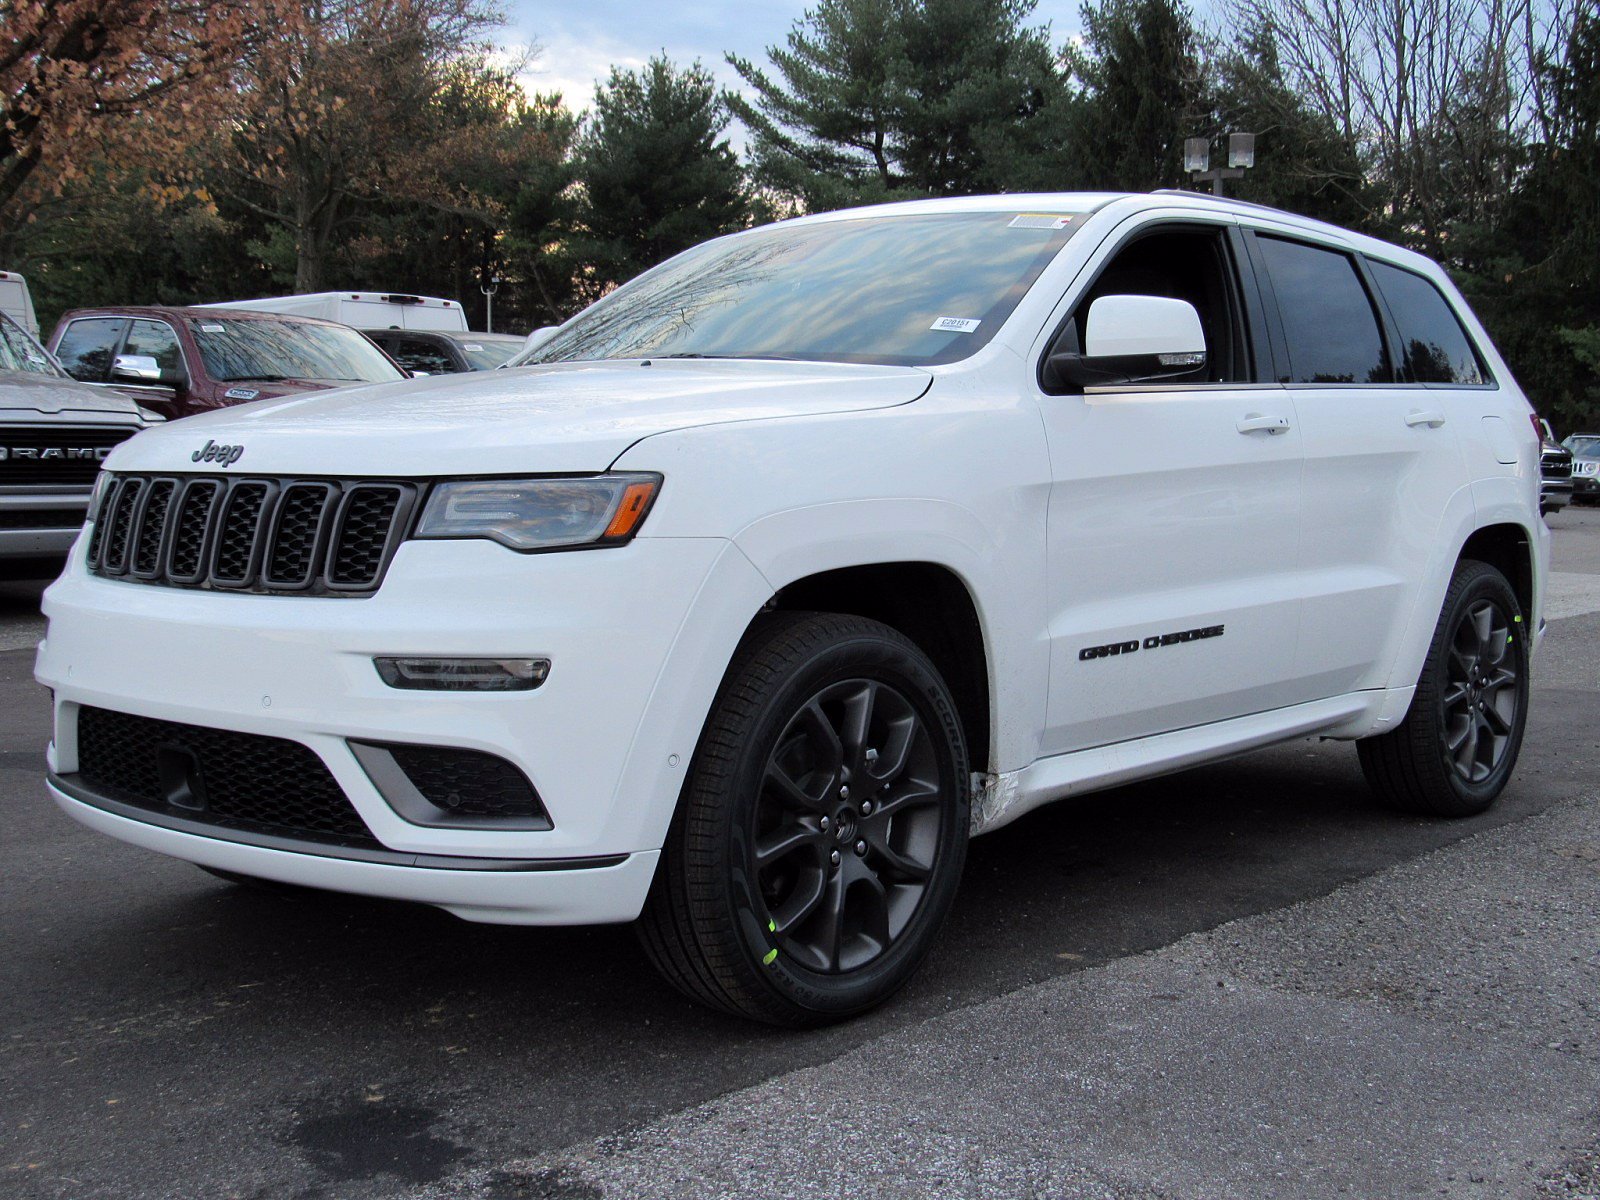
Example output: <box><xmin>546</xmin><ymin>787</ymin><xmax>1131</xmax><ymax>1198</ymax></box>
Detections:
<box><xmin>1184</xmin><ymin>132</ymin><xmax>1256</xmax><ymax>195</ymax></box>
<box><xmin>479</xmin><ymin>274</ymin><xmax>502</xmax><ymax>333</ymax></box>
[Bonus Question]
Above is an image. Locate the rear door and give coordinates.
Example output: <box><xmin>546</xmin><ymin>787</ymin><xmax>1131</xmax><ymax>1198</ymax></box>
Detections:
<box><xmin>1034</xmin><ymin>216</ymin><xmax>1308</xmax><ymax>755</ymax></box>
<box><xmin>1246</xmin><ymin>229</ymin><xmax>1470</xmax><ymax>695</ymax></box>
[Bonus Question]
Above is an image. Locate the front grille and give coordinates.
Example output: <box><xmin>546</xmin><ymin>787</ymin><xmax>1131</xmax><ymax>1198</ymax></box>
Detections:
<box><xmin>74</xmin><ymin>706</ymin><xmax>379</xmax><ymax>847</ymax></box>
<box><xmin>387</xmin><ymin>744</ymin><xmax>547</xmax><ymax>821</ymax></box>
<box><xmin>0</xmin><ymin>508</ymin><xmax>85</xmax><ymax>529</ymax></box>
<box><xmin>87</xmin><ymin>474</ymin><xmax>417</xmax><ymax>596</ymax></box>
<box><xmin>1543</xmin><ymin>455</ymin><xmax>1572</xmax><ymax>479</ymax></box>
<box><xmin>0</xmin><ymin>425</ymin><xmax>138</xmax><ymax>486</ymax></box>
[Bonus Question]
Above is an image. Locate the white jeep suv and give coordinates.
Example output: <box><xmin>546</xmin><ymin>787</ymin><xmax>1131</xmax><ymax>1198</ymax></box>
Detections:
<box><xmin>36</xmin><ymin>193</ymin><xmax>1546</xmax><ymax>1025</ymax></box>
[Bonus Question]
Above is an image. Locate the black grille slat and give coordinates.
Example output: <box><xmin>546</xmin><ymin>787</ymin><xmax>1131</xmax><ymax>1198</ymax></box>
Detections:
<box><xmin>168</xmin><ymin>480</ymin><xmax>223</xmax><ymax>582</ymax></box>
<box><xmin>75</xmin><ymin>706</ymin><xmax>379</xmax><ymax>847</ymax></box>
<box><xmin>329</xmin><ymin>485</ymin><xmax>404</xmax><ymax>589</ymax></box>
<box><xmin>265</xmin><ymin>484</ymin><xmax>335</xmax><ymax>588</ymax></box>
<box><xmin>101</xmin><ymin>478</ymin><xmax>144</xmax><ymax>574</ymax></box>
<box><xmin>210</xmin><ymin>482</ymin><xmax>271</xmax><ymax>586</ymax></box>
<box><xmin>132</xmin><ymin>480</ymin><xmax>176</xmax><ymax>577</ymax></box>
<box><xmin>88</xmin><ymin>474</ymin><xmax>410</xmax><ymax>596</ymax></box>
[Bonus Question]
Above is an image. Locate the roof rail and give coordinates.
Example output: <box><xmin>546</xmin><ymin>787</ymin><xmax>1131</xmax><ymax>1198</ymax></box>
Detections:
<box><xmin>1149</xmin><ymin>189</ymin><xmax>1307</xmax><ymax>221</ymax></box>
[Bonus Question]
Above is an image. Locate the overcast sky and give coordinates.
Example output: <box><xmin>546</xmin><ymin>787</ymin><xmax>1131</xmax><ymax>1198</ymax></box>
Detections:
<box><xmin>502</xmin><ymin>1</ymin><xmax>1097</xmax><ymax>117</ymax></box>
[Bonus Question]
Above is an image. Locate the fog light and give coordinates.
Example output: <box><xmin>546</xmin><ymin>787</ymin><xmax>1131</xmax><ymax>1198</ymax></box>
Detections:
<box><xmin>374</xmin><ymin>657</ymin><xmax>549</xmax><ymax>691</ymax></box>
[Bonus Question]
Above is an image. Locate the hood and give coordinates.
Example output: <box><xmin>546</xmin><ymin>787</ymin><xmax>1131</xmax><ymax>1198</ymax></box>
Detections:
<box><xmin>0</xmin><ymin>370</ymin><xmax>157</xmax><ymax>420</ymax></box>
<box><xmin>106</xmin><ymin>359</ymin><xmax>932</xmax><ymax>476</ymax></box>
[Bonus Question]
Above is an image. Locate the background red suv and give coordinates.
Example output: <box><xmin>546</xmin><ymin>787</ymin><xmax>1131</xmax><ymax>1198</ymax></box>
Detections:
<box><xmin>47</xmin><ymin>306</ymin><xmax>407</xmax><ymax>420</ymax></box>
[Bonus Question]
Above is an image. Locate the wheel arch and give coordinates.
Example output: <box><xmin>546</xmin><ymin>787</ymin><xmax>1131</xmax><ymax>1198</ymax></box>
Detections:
<box><xmin>1457</xmin><ymin>522</ymin><xmax>1535</xmax><ymax>619</ymax></box>
<box><xmin>763</xmin><ymin>561</ymin><xmax>993</xmax><ymax>775</ymax></box>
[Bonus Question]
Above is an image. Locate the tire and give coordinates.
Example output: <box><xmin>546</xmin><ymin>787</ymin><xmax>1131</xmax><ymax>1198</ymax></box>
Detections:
<box><xmin>638</xmin><ymin>611</ymin><xmax>970</xmax><ymax>1026</ymax></box>
<box><xmin>1358</xmin><ymin>559</ymin><xmax>1530</xmax><ymax>817</ymax></box>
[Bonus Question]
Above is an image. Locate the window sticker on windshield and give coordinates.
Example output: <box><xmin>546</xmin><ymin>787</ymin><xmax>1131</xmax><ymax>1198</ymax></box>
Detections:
<box><xmin>1008</xmin><ymin>214</ymin><xmax>1075</xmax><ymax>230</ymax></box>
<box><xmin>930</xmin><ymin>316</ymin><xmax>982</xmax><ymax>334</ymax></box>
<box><xmin>223</xmin><ymin>386</ymin><xmax>260</xmax><ymax>400</ymax></box>
<box><xmin>463</xmin><ymin>343</ymin><xmax>484</xmax><ymax>351</ymax></box>
<box><xmin>200</xmin><ymin>323</ymin><xmax>226</xmax><ymax>332</ymax></box>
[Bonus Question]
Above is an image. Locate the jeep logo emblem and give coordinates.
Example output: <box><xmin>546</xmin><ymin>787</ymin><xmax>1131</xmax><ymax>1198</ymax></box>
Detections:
<box><xmin>192</xmin><ymin>439</ymin><xmax>245</xmax><ymax>466</ymax></box>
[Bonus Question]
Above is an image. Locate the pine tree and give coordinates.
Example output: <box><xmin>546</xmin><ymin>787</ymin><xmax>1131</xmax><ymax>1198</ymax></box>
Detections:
<box><xmin>575</xmin><ymin>56</ymin><xmax>749</xmax><ymax>289</ymax></box>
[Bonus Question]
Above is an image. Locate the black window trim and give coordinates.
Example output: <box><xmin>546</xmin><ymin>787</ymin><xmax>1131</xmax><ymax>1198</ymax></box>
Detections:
<box><xmin>1358</xmin><ymin>253</ymin><xmax>1499</xmax><ymax>391</ymax></box>
<box><xmin>1035</xmin><ymin>216</ymin><xmax>1271</xmax><ymax>396</ymax></box>
<box><xmin>1244</xmin><ymin>228</ymin><xmax>1397</xmax><ymax>388</ymax></box>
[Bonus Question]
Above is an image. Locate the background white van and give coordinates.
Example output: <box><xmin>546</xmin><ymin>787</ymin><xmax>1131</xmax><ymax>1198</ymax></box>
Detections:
<box><xmin>204</xmin><ymin>291</ymin><xmax>468</xmax><ymax>332</ymax></box>
<box><xmin>0</xmin><ymin>271</ymin><xmax>39</xmax><ymax>337</ymax></box>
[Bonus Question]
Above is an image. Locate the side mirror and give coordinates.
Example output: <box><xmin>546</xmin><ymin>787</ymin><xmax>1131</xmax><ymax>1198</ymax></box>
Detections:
<box><xmin>112</xmin><ymin>354</ymin><xmax>183</xmax><ymax>389</ymax></box>
<box><xmin>112</xmin><ymin>354</ymin><xmax>161</xmax><ymax>382</ymax></box>
<box><xmin>1043</xmin><ymin>295</ymin><xmax>1207</xmax><ymax>392</ymax></box>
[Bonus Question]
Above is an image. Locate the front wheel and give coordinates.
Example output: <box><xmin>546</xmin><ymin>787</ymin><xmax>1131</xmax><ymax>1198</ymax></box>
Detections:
<box><xmin>1358</xmin><ymin>559</ymin><xmax>1530</xmax><ymax>816</ymax></box>
<box><xmin>638</xmin><ymin>612</ymin><xmax>970</xmax><ymax>1025</ymax></box>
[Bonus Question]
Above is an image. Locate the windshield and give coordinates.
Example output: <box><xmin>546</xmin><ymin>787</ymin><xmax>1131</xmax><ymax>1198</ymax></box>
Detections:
<box><xmin>0</xmin><ymin>312</ymin><xmax>64</xmax><ymax>378</ymax></box>
<box><xmin>458</xmin><ymin>336</ymin><xmax>525</xmax><ymax>370</ymax></box>
<box><xmin>1566</xmin><ymin>436</ymin><xmax>1600</xmax><ymax>457</ymax></box>
<box><xmin>188</xmin><ymin>317</ymin><xmax>405</xmax><ymax>384</ymax></box>
<box><xmin>520</xmin><ymin>211</ymin><xmax>1088</xmax><ymax>368</ymax></box>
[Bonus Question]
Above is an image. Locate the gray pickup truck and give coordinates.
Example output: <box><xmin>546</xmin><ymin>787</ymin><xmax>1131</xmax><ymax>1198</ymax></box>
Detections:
<box><xmin>0</xmin><ymin>311</ymin><xmax>159</xmax><ymax>578</ymax></box>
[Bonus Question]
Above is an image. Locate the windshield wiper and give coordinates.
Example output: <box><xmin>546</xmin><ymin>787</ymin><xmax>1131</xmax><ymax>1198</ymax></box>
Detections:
<box><xmin>655</xmin><ymin>352</ymin><xmax>798</xmax><ymax>362</ymax></box>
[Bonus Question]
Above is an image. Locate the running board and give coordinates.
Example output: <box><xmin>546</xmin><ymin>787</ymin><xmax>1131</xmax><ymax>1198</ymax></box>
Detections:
<box><xmin>973</xmin><ymin>691</ymin><xmax>1382</xmax><ymax>835</ymax></box>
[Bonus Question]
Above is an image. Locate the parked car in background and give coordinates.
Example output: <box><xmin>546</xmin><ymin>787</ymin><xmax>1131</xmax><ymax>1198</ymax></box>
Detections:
<box><xmin>47</xmin><ymin>307</ymin><xmax>407</xmax><ymax>420</ymax></box>
<box><xmin>1538</xmin><ymin>418</ymin><xmax>1573</xmax><ymax>516</ymax></box>
<box><xmin>1565</xmin><ymin>432</ymin><xmax>1600</xmax><ymax>503</ymax></box>
<box><xmin>0</xmin><ymin>311</ymin><xmax>158</xmax><ymax>578</ymax></box>
<box><xmin>207</xmin><ymin>292</ymin><xmax>468</xmax><ymax>332</ymax></box>
<box><xmin>0</xmin><ymin>271</ymin><xmax>38</xmax><ymax>337</ymax></box>
<box><xmin>363</xmin><ymin>329</ymin><xmax>525</xmax><ymax>374</ymax></box>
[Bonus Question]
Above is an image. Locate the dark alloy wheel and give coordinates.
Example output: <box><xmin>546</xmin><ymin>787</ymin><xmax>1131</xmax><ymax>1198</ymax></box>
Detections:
<box><xmin>638</xmin><ymin>612</ymin><xmax>969</xmax><ymax>1025</ymax></box>
<box><xmin>1358</xmin><ymin>559</ymin><xmax>1530</xmax><ymax>816</ymax></box>
<box><xmin>1439</xmin><ymin>597</ymin><xmax>1520</xmax><ymax>785</ymax></box>
<box><xmin>753</xmin><ymin>678</ymin><xmax>945</xmax><ymax>975</ymax></box>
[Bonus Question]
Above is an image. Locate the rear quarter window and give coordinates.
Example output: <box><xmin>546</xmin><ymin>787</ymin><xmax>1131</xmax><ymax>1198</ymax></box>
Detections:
<box><xmin>1366</xmin><ymin>259</ymin><xmax>1489</xmax><ymax>386</ymax></box>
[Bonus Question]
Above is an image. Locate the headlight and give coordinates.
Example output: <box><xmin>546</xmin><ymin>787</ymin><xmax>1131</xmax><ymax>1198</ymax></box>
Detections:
<box><xmin>413</xmin><ymin>473</ymin><xmax>661</xmax><ymax>551</ymax></box>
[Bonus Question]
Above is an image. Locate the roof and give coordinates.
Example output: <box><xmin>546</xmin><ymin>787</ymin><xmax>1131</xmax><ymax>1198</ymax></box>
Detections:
<box><xmin>56</xmin><ymin>305</ymin><xmax>350</xmax><ymax>328</ymax></box>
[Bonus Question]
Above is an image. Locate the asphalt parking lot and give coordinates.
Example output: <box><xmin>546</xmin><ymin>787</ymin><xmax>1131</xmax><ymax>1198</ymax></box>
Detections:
<box><xmin>4</xmin><ymin>510</ymin><xmax>1599</xmax><ymax>1200</ymax></box>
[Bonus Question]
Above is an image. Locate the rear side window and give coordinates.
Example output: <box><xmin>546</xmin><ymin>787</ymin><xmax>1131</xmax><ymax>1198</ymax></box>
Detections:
<box><xmin>1257</xmin><ymin>236</ymin><xmax>1389</xmax><ymax>385</ymax></box>
<box><xmin>1366</xmin><ymin>260</ymin><xmax>1487</xmax><ymax>385</ymax></box>
<box><xmin>54</xmin><ymin>317</ymin><xmax>126</xmax><ymax>383</ymax></box>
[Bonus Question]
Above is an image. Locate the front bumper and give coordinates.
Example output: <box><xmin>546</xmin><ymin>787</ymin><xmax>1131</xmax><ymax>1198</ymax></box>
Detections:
<box><xmin>36</xmin><ymin>533</ymin><xmax>773</xmax><ymax>923</ymax></box>
<box><xmin>1572</xmin><ymin>471</ymin><xmax>1600</xmax><ymax>499</ymax></box>
<box><xmin>0</xmin><ymin>490</ymin><xmax>89</xmax><ymax>562</ymax></box>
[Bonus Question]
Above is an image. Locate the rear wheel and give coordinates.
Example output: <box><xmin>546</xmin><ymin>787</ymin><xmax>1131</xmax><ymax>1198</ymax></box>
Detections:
<box><xmin>638</xmin><ymin>612</ymin><xmax>970</xmax><ymax>1025</ymax></box>
<box><xmin>1358</xmin><ymin>560</ymin><xmax>1529</xmax><ymax>816</ymax></box>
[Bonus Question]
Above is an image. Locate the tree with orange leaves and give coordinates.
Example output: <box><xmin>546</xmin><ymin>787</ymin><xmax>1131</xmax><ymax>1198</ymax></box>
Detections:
<box><xmin>0</xmin><ymin>0</ymin><xmax>287</xmax><ymax>218</ymax></box>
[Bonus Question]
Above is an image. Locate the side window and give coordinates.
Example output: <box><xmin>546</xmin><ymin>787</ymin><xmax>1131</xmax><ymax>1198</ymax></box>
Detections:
<box><xmin>392</xmin><ymin>337</ymin><xmax>457</xmax><ymax>375</ymax></box>
<box><xmin>54</xmin><ymin>318</ymin><xmax>127</xmax><ymax>383</ymax></box>
<box><xmin>1256</xmin><ymin>236</ymin><xmax>1390</xmax><ymax>385</ymax></box>
<box><xmin>1065</xmin><ymin>225</ymin><xmax>1251</xmax><ymax>384</ymax></box>
<box><xmin>1366</xmin><ymin>260</ymin><xmax>1488</xmax><ymax>385</ymax></box>
<box><xmin>122</xmin><ymin>319</ymin><xmax>184</xmax><ymax>379</ymax></box>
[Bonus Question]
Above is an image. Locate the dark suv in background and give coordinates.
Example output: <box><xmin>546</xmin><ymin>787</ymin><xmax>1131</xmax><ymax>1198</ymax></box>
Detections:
<box><xmin>47</xmin><ymin>307</ymin><xmax>407</xmax><ymax>420</ymax></box>
<box><xmin>362</xmin><ymin>329</ymin><xmax>525</xmax><ymax>375</ymax></box>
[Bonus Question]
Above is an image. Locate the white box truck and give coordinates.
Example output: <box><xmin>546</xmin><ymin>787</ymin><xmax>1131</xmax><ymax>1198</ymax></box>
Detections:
<box><xmin>204</xmin><ymin>292</ymin><xmax>468</xmax><ymax>332</ymax></box>
<box><xmin>0</xmin><ymin>271</ymin><xmax>39</xmax><ymax>337</ymax></box>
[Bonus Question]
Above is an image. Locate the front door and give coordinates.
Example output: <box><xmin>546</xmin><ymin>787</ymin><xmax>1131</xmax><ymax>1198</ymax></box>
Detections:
<box><xmin>1036</xmin><ymin>220</ymin><xmax>1307</xmax><ymax>756</ymax></box>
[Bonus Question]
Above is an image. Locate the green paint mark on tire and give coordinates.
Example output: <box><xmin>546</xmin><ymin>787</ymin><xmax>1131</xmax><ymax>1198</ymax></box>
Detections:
<box><xmin>762</xmin><ymin>948</ymin><xmax>778</xmax><ymax>966</ymax></box>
